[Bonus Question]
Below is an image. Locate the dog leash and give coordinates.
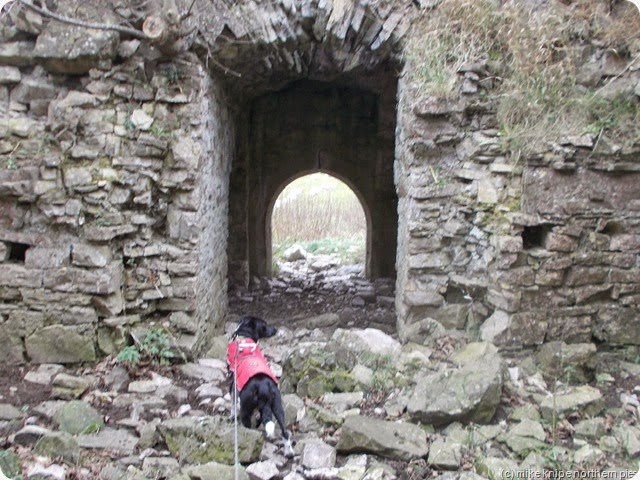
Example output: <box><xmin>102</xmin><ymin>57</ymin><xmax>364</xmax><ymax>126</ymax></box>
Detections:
<box><xmin>233</xmin><ymin>341</ymin><xmax>240</xmax><ymax>480</ymax></box>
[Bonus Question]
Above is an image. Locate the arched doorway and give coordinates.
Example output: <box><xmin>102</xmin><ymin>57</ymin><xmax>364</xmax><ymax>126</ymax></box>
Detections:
<box><xmin>228</xmin><ymin>79</ymin><xmax>398</xmax><ymax>289</ymax></box>
<box><xmin>268</xmin><ymin>172</ymin><xmax>369</xmax><ymax>278</ymax></box>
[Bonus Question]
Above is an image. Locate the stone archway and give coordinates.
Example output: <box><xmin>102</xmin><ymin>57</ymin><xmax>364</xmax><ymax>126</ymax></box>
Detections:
<box><xmin>266</xmin><ymin>170</ymin><xmax>371</xmax><ymax>277</ymax></box>
<box><xmin>228</xmin><ymin>79</ymin><xmax>398</xmax><ymax>287</ymax></box>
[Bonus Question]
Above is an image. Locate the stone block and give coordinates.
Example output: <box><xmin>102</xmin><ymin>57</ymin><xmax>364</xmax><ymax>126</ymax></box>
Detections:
<box><xmin>167</xmin><ymin>207</ymin><xmax>198</xmax><ymax>242</ymax></box>
<box><xmin>610</xmin><ymin>268</ymin><xmax>638</xmax><ymax>284</ymax></box>
<box><xmin>71</xmin><ymin>244</ymin><xmax>111</xmax><ymax>268</ymax></box>
<box><xmin>413</xmin><ymin>96</ymin><xmax>464</xmax><ymax>117</ymax></box>
<box><xmin>477</xmin><ymin>179</ymin><xmax>499</xmax><ymax>203</ymax></box>
<box><xmin>34</xmin><ymin>23</ymin><xmax>118</xmax><ymax>74</ymax></box>
<box><xmin>481</xmin><ymin>310</ymin><xmax>547</xmax><ymax>347</ymax></box>
<box><xmin>494</xmin><ymin>235</ymin><xmax>522</xmax><ymax>253</ymax></box>
<box><xmin>594</xmin><ymin>307</ymin><xmax>640</xmax><ymax>345</ymax></box>
<box><xmin>63</xmin><ymin>167</ymin><xmax>92</xmax><ymax>189</ymax></box>
<box><xmin>84</xmin><ymin>224</ymin><xmax>137</xmax><ymax>241</ymax></box>
<box><xmin>169</xmin><ymin>312</ymin><xmax>197</xmax><ymax>334</ymax></box>
<box><xmin>172</xmin><ymin>136</ymin><xmax>202</xmax><ymax>169</ymax></box>
<box><xmin>0</xmin><ymin>264</ymin><xmax>42</xmax><ymax>288</ymax></box>
<box><xmin>25</xmin><ymin>325</ymin><xmax>96</xmax><ymax>363</ymax></box>
<box><xmin>535</xmin><ymin>270</ymin><xmax>564</xmax><ymax>287</ymax></box>
<box><xmin>59</xmin><ymin>91</ymin><xmax>100</xmax><ymax>109</ymax></box>
<box><xmin>408</xmin><ymin>252</ymin><xmax>450</xmax><ymax>270</ymax></box>
<box><xmin>92</xmin><ymin>291</ymin><xmax>124</xmax><ymax>318</ymax></box>
<box><xmin>0</xmin><ymin>41</ymin><xmax>36</xmax><ymax>67</ymax></box>
<box><xmin>167</xmin><ymin>262</ymin><xmax>197</xmax><ymax>275</ymax></box>
<box><xmin>34</xmin><ymin>180</ymin><xmax>58</xmax><ymax>195</ymax></box>
<box><xmin>536</xmin><ymin>342</ymin><xmax>597</xmax><ymax>383</ymax></box>
<box><xmin>487</xmin><ymin>288</ymin><xmax>521</xmax><ymax>312</ymax></box>
<box><xmin>610</xmin><ymin>234</ymin><xmax>640</xmax><ymax>252</ymax></box>
<box><xmin>25</xmin><ymin>247</ymin><xmax>69</xmax><ymax>268</ymax></box>
<box><xmin>547</xmin><ymin>313</ymin><xmax>593</xmax><ymax>343</ymax></box>
<box><xmin>157</xmin><ymin>298</ymin><xmax>196</xmax><ymax>312</ymax></box>
<box><xmin>43</xmin><ymin>262</ymin><xmax>123</xmax><ymax>295</ymax></box>
<box><xmin>6</xmin><ymin>310</ymin><xmax>45</xmax><ymax>336</ymax></box>
<box><xmin>496</xmin><ymin>267</ymin><xmax>535</xmax><ymax>287</ymax></box>
<box><xmin>0</xmin><ymin>326</ymin><xmax>26</xmax><ymax>364</ymax></box>
<box><xmin>565</xmin><ymin>267</ymin><xmax>609</xmax><ymax>287</ymax></box>
<box><xmin>544</xmin><ymin>233</ymin><xmax>578</xmax><ymax>252</ymax></box>
<box><xmin>0</xmin><ymin>66</ymin><xmax>21</xmax><ymax>84</ymax></box>
<box><xmin>0</xmin><ymin>242</ymin><xmax>7</xmax><ymax>260</ymax></box>
<box><xmin>403</xmin><ymin>286</ymin><xmax>444</xmax><ymax>307</ymax></box>
<box><xmin>172</xmin><ymin>277</ymin><xmax>196</xmax><ymax>299</ymax></box>
<box><xmin>337</xmin><ymin>415</ymin><xmax>429</xmax><ymax>460</ymax></box>
<box><xmin>10</xmin><ymin>78</ymin><xmax>56</xmax><ymax>105</ymax></box>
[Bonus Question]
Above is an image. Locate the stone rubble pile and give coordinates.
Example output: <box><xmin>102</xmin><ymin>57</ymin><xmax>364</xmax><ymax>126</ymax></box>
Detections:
<box><xmin>271</xmin><ymin>246</ymin><xmax>393</xmax><ymax>303</ymax></box>
<box><xmin>230</xmin><ymin>247</ymin><xmax>396</xmax><ymax>328</ymax></box>
<box><xmin>0</xmin><ymin>320</ymin><xmax>637</xmax><ymax>479</ymax></box>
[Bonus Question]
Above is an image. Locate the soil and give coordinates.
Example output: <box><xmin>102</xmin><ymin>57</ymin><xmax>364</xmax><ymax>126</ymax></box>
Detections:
<box><xmin>0</xmin><ymin>365</ymin><xmax>53</xmax><ymax>410</ymax></box>
<box><xmin>228</xmin><ymin>281</ymin><xmax>397</xmax><ymax>334</ymax></box>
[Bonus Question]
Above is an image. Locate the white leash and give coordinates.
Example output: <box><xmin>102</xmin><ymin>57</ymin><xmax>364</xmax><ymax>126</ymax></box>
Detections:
<box><xmin>233</xmin><ymin>344</ymin><xmax>240</xmax><ymax>480</ymax></box>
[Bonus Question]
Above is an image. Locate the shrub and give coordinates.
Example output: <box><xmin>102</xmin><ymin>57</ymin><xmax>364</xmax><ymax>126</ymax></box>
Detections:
<box><xmin>116</xmin><ymin>328</ymin><xmax>176</xmax><ymax>367</ymax></box>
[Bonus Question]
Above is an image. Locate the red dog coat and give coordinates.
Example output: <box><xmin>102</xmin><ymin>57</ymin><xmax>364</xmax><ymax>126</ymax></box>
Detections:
<box><xmin>226</xmin><ymin>339</ymin><xmax>278</xmax><ymax>391</ymax></box>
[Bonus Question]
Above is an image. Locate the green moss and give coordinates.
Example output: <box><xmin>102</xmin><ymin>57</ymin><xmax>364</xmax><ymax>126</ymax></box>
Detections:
<box><xmin>0</xmin><ymin>449</ymin><xmax>21</xmax><ymax>479</ymax></box>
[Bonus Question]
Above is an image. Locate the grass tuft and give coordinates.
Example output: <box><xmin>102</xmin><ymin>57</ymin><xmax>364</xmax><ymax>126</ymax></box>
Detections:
<box><xmin>405</xmin><ymin>0</ymin><xmax>640</xmax><ymax>154</ymax></box>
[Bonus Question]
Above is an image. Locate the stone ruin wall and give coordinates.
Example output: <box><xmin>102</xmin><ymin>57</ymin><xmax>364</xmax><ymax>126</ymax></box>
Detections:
<box><xmin>0</xmin><ymin>0</ymin><xmax>639</xmax><ymax>364</ymax></box>
<box><xmin>0</xmin><ymin>39</ymin><xmax>235</xmax><ymax>363</ymax></box>
<box><xmin>395</xmin><ymin>67</ymin><xmax>640</xmax><ymax>349</ymax></box>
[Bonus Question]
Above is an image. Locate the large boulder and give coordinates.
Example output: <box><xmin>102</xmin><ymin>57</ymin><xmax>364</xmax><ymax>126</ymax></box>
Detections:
<box><xmin>330</xmin><ymin>328</ymin><xmax>402</xmax><ymax>356</ymax></box>
<box><xmin>182</xmin><ymin>462</ymin><xmax>250</xmax><ymax>480</ymax></box>
<box><xmin>535</xmin><ymin>342</ymin><xmax>597</xmax><ymax>384</ymax></box>
<box><xmin>538</xmin><ymin>385</ymin><xmax>604</xmax><ymax>421</ymax></box>
<box><xmin>281</xmin><ymin>342</ymin><xmax>357</xmax><ymax>397</ymax></box>
<box><xmin>158</xmin><ymin>416</ymin><xmax>264</xmax><ymax>465</ymax></box>
<box><xmin>282</xmin><ymin>328</ymin><xmax>403</xmax><ymax>397</ymax></box>
<box><xmin>52</xmin><ymin>401</ymin><xmax>104</xmax><ymax>435</ymax></box>
<box><xmin>336</xmin><ymin>415</ymin><xmax>429</xmax><ymax>461</ymax></box>
<box><xmin>25</xmin><ymin>325</ymin><xmax>96</xmax><ymax>364</ymax></box>
<box><xmin>407</xmin><ymin>342</ymin><xmax>503</xmax><ymax>426</ymax></box>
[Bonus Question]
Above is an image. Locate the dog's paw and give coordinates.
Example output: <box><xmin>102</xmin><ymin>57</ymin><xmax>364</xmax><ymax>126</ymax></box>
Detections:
<box><xmin>283</xmin><ymin>439</ymin><xmax>295</xmax><ymax>458</ymax></box>
<box><xmin>265</xmin><ymin>421</ymin><xmax>276</xmax><ymax>439</ymax></box>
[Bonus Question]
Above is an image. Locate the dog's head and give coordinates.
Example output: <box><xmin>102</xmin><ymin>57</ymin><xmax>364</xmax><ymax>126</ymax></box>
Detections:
<box><xmin>233</xmin><ymin>315</ymin><xmax>277</xmax><ymax>342</ymax></box>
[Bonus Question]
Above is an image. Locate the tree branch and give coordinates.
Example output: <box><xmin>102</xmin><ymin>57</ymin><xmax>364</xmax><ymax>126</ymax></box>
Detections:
<box><xmin>17</xmin><ymin>0</ymin><xmax>148</xmax><ymax>39</ymax></box>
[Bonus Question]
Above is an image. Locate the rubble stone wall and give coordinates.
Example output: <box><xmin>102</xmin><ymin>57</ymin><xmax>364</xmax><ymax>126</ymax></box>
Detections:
<box><xmin>0</xmin><ymin>50</ymin><xmax>234</xmax><ymax>363</ymax></box>
<box><xmin>395</xmin><ymin>70</ymin><xmax>640</xmax><ymax>348</ymax></box>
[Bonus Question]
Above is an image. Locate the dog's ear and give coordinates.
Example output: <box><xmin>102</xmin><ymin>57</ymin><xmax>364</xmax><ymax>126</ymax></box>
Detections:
<box><xmin>255</xmin><ymin>318</ymin><xmax>277</xmax><ymax>340</ymax></box>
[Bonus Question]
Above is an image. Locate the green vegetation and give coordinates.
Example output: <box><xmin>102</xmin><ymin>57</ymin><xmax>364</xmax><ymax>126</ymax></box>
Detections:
<box><xmin>116</xmin><ymin>328</ymin><xmax>176</xmax><ymax>368</ymax></box>
<box><xmin>406</xmin><ymin>0</ymin><xmax>640</xmax><ymax>154</ymax></box>
<box><xmin>4</xmin><ymin>158</ymin><xmax>17</xmax><ymax>170</ymax></box>
<box><xmin>0</xmin><ymin>449</ymin><xmax>22</xmax><ymax>479</ymax></box>
<box><xmin>272</xmin><ymin>173</ymin><xmax>366</xmax><ymax>265</ymax></box>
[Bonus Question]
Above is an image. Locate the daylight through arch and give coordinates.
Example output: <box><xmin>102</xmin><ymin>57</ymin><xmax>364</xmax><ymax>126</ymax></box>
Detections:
<box><xmin>269</xmin><ymin>172</ymin><xmax>369</xmax><ymax>277</ymax></box>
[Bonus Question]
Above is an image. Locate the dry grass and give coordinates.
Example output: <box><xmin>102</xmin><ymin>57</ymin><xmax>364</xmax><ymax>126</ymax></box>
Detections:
<box><xmin>271</xmin><ymin>173</ymin><xmax>366</xmax><ymax>264</ymax></box>
<box><xmin>405</xmin><ymin>0</ymin><xmax>640</xmax><ymax>154</ymax></box>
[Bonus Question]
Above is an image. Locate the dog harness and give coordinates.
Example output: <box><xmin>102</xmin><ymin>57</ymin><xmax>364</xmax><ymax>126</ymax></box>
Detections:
<box><xmin>226</xmin><ymin>339</ymin><xmax>278</xmax><ymax>391</ymax></box>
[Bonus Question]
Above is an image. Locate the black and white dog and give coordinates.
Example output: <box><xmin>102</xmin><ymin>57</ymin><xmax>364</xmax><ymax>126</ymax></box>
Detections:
<box><xmin>226</xmin><ymin>315</ymin><xmax>294</xmax><ymax>458</ymax></box>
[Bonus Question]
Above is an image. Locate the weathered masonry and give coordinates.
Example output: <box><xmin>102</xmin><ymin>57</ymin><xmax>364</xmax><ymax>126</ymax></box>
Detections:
<box><xmin>0</xmin><ymin>0</ymin><xmax>638</xmax><ymax>364</ymax></box>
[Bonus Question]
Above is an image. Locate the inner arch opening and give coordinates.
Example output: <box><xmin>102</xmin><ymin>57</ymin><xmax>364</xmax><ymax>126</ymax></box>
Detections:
<box><xmin>269</xmin><ymin>172</ymin><xmax>369</xmax><ymax>283</ymax></box>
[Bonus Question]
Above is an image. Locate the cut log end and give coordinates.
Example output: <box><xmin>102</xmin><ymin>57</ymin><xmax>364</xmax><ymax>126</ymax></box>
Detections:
<box><xmin>143</xmin><ymin>15</ymin><xmax>167</xmax><ymax>42</ymax></box>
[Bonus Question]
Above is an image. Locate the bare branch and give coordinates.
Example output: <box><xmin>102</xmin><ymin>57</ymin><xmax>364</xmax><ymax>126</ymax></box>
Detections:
<box><xmin>16</xmin><ymin>0</ymin><xmax>148</xmax><ymax>39</ymax></box>
<box><xmin>185</xmin><ymin>0</ymin><xmax>197</xmax><ymax>18</ymax></box>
